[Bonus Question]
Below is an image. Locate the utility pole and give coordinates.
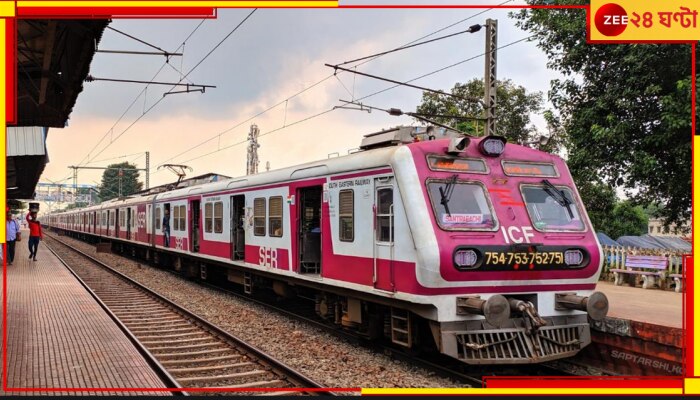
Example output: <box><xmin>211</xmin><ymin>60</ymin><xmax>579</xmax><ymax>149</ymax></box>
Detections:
<box><xmin>247</xmin><ymin>124</ymin><xmax>260</xmax><ymax>175</ymax></box>
<box><xmin>483</xmin><ymin>18</ymin><xmax>497</xmax><ymax>137</ymax></box>
<box><xmin>145</xmin><ymin>151</ymin><xmax>150</xmax><ymax>189</ymax></box>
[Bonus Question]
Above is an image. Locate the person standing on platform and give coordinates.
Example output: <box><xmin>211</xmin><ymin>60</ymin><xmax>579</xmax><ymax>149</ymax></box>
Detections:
<box><xmin>27</xmin><ymin>211</ymin><xmax>42</xmax><ymax>261</ymax></box>
<box><xmin>163</xmin><ymin>207</ymin><xmax>171</xmax><ymax>248</ymax></box>
<box><xmin>6</xmin><ymin>210</ymin><xmax>20</xmax><ymax>265</ymax></box>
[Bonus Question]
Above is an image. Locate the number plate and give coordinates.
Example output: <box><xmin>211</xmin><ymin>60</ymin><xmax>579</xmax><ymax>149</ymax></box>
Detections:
<box><xmin>454</xmin><ymin>246</ymin><xmax>588</xmax><ymax>271</ymax></box>
<box><xmin>484</xmin><ymin>251</ymin><xmax>564</xmax><ymax>270</ymax></box>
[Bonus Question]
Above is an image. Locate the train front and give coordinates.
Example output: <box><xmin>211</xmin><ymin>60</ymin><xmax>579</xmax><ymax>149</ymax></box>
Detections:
<box><xmin>396</xmin><ymin>134</ymin><xmax>609</xmax><ymax>365</ymax></box>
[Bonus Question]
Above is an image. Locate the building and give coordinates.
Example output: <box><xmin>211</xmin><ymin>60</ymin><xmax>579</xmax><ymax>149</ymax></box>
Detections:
<box><xmin>647</xmin><ymin>218</ymin><xmax>691</xmax><ymax>237</ymax></box>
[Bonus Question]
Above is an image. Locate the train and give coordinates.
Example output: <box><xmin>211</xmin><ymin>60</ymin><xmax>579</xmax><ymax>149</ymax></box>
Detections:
<box><xmin>46</xmin><ymin>125</ymin><xmax>609</xmax><ymax>365</ymax></box>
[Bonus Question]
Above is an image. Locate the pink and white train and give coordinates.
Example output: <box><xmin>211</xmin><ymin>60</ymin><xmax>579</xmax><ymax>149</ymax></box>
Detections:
<box><xmin>47</xmin><ymin>126</ymin><xmax>609</xmax><ymax>365</ymax></box>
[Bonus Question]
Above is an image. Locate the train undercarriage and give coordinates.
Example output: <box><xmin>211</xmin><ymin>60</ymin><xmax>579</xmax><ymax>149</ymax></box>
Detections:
<box><xmin>55</xmin><ymin>228</ymin><xmax>606</xmax><ymax>365</ymax></box>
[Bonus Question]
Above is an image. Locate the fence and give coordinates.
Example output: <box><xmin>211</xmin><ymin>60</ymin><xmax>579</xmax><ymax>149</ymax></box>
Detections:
<box><xmin>600</xmin><ymin>245</ymin><xmax>686</xmax><ymax>287</ymax></box>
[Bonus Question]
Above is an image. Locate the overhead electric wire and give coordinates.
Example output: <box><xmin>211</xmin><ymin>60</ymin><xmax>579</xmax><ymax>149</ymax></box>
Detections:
<box><xmin>167</xmin><ymin>35</ymin><xmax>532</xmax><ymax>168</ymax></box>
<box><xmin>84</xmin><ymin>9</ymin><xmax>257</xmax><ymax>165</ymax></box>
<box><xmin>76</xmin><ymin>18</ymin><xmax>207</xmax><ymax>168</ymax></box>
<box><xmin>333</xmin><ymin>24</ymin><xmax>482</xmax><ymax>67</ymax></box>
<box><xmin>355</xmin><ymin>35</ymin><xmax>534</xmax><ymax>102</ymax></box>
<box><xmin>157</xmin><ymin>5</ymin><xmax>510</xmax><ymax>168</ymax></box>
<box><xmin>328</xmin><ymin>64</ymin><xmax>485</xmax><ymax>105</ymax></box>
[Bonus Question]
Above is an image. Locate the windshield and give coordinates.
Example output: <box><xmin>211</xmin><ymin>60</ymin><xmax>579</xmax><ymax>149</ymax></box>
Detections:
<box><xmin>427</xmin><ymin>181</ymin><xmax>496</xmax><ymax>230</ymax></box>
<box><xmin>521</xmin><ymin>184</ymin><xmax>585</xmax><ymax>232</ymax></box>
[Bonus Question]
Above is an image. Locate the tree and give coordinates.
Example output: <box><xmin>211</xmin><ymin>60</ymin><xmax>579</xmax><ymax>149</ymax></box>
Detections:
<box><xmin>98</xmin><ymin>162</ymin><xmax>143</xmax><ymax>202</ymax></box>
<box><xmin>576</xmin><ymin>181</ymin><xmax>616</xmax><ymax>233</ymax></box>
<box><xmin>511</xmin><ymin>0</ymin><xmax>692</xmax><ymax>228</ymax></box>
<box><xmin>415</xmin><ymin>78</ymin><xmax>547</xmax><ymax>146</ymax></box>
<box><xmin>607</xmin><ymin>201</ymin><xmax>649</xmax><ymax>240</ymax></box>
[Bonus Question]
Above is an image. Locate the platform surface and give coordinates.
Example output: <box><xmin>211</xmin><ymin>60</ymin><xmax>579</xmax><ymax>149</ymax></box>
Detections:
<box><xmin>1</xmin><ymin>233</ymin><xmax>171</xmax><ymax>395</ymax></box>
<box><xmin>595</xmin><ymin>280</ymin><xmax>682</xmax><ymax>328</ymax></box>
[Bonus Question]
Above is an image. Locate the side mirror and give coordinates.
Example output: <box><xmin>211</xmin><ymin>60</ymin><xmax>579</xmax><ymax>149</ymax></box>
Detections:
<box><xmin>447</xmin><ymin>137</ymin><xmax>470</xmax><ymax>155</ymax></box>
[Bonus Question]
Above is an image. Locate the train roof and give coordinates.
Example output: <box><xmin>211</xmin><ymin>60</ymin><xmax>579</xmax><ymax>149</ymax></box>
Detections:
<box><xmin>50</xmin><ymin>130</ymin><xmax>565</xmax><ymax>214</ymax></box>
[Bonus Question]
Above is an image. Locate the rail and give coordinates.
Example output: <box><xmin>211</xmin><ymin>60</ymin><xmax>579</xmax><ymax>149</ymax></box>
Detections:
<box><xmin>45</xmin><ymin>234</ymin><xmax>334</xmax><ymax>396</ymax></box>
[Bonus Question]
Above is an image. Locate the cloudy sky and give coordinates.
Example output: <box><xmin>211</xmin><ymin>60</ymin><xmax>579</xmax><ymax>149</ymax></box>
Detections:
<box><xmin>39</xmin><ymin>2</ymin><xmax>573</xmax><ymax>193</ymax></box>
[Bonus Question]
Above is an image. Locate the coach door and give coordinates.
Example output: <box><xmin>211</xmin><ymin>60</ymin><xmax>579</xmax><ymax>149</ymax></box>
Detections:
<box><xmin>126</xmin><ymin>208</ymin><xmax>132</xmax><ymax>239</ymax></box>
<box><xmin>373</xmin><ymin>179</ymin><xmax>395</xmax><ymax>292</ymax></box>
<box><xmin>190</xmin><ymin>200</ymin><xmax>201</xmax><ymax>253</ymax></box>
<box><xmin>297</xmin><ymin>186</ymin><xmax>322</xmax><ymax>274</ymax></box>
<box><xmin>93</xmin><ymin>212</ymin><xmax>97</xmax><ymax>233</ymax></box>
<box><xmin>230</xmin><ymin>195</ymin><xmax>245</xmax><ymax>260</ymax></box>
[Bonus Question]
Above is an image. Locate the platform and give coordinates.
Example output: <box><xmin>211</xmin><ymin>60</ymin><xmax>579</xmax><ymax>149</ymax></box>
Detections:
<box><xmin>571</xmin><ymin>281</ymin><xmax>684</xmax><ymax>376</ymax></box>
<box><xmin>595</xmin><ymin>280</ymin><xmax>682</xmax><ymax>328</ymax></box>
<box><xmin>1</xmin><ymin>233</ymin><xmax>171</xmax><ymax>395</ymax></box>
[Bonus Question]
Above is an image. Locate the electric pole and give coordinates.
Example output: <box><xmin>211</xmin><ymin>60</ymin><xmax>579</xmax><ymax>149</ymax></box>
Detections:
<box><xmin>247</xmin><ymin>124</ymin><xmax>260</xmax><ymax>175</ymax></box>
<box><xmin>483</xmin><ymin>18</ymin><xmax>497</xmax><ymax>137</ymax></box>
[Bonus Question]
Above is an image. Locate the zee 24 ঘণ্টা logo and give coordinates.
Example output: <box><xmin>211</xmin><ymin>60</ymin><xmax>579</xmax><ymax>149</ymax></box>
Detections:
<box><xmin>594</xmin><ymin>2</ymin><xmax>698</xmax><ymax>37</ymax></box>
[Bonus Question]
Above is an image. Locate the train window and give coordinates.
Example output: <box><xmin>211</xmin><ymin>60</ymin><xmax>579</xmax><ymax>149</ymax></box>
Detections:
<box><xmin>178</xmin><ymin>205</ymin><xmax>186</xmax><ymax>231</ymax></box>
<box><xmin>110</xmin><ymin>212</ymin><xmax>114</xmax><ymax>226</ymax></box>
<box><xmin>254</xmin><ymin>198</ymin><xmax>266</xmax><ymax>236</ymax></box>
<box><xmin>204</xmin><ymin>203</ymin><xmax>213</xmax><ymax>233</ymax></box>
<box><xmin>521</xmin><ymin>184</ymin><xmax>585</xmax><ymax>232</ymax></box>
<box><xmin>427</xmin><ymin>179</ymin><xmax>496</xmax><ymax>231</ymax></box>
<box><xmin>156</xmin><ymin>207</ymin><xmax>161</xmax><ymax>230</ymax></box>
<box><xmin>173</xmin><ymin>206</ymin><xmax>180</xmax><ymax>231</ymax></box>
<box><xmin>376</xmin><ymin>188</ymin><xmax>394</xmax><ymax>242</ymax></box>
<box><xmin>214</xmin><ymin>202</ymin><xmax>224</xmax><ymax>234</ymax></box>
<box><xmin>339</xmin><ymin>190</ymin><xmax>354</xmax><ymax>242</ymax></box>
<box><xmin>269</xmin><ymin>197</ymin><xmax>283</xmax><ymax>237</ymax></box>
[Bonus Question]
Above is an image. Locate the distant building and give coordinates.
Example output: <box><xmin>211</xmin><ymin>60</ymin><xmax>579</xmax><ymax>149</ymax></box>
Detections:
<box><xmin>647</xmin><ymin>218</ymin><xmax>691</xmax><ymax>237</ymax></box>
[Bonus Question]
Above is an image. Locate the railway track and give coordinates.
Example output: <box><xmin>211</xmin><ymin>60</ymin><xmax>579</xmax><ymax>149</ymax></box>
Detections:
<box><xmin>48</xmin><ymin>233</ymin><xmax>583</xmax><ymax>389</ymax></box>
<box><xmin>44</xmin><ymin>235</ymin><xmax>334</xmax><ymax>396</ymax></box>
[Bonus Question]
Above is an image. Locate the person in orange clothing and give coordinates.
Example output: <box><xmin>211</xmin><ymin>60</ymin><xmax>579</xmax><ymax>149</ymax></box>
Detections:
<box><xmin>26</xmin><ymin>211</ymin><xmax>42</xmax><ymax>261</ymax></box>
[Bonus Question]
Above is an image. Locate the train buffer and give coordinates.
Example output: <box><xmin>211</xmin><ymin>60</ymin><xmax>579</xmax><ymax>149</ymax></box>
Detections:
<box><xmin>610</xmin><ymin>255</ymin><xmax>670</xmax><ymax>290</ymax></box>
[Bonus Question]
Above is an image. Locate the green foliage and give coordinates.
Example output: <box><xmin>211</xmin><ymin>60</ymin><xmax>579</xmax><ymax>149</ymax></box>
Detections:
<box><xmin>576</xmin><ymin>181</ymin><xmax>616</xmax><ymax>233</ymax></box>
<box><xmin>98</xmin><ymin>162</ymin><xmax>143</xmax><ymax>202</ymax></box>
<box><xmin>607</xmin><ymin>201</ymin><xmax>649</xmax><ymax>239</ymax></box>
<box><xmin>415</xmin><ymin>78</ymin><xmax>548</xmax><ymax>147</ymax></box>
<box><xmin>511</xmin><ymin>0</ymin><xmax>692</xmax><ymax>228</ymax></box>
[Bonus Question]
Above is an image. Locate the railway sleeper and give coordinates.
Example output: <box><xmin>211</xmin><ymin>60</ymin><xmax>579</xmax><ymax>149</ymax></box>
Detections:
<box><xmin>169</xmin><ymin>362</ymin><xmax>255</xmax><ymax>374</ymax></box>
<box><xmin>113</xmin><ymin>310</ymin><xmax>174</xmax><ymax>317</ymax></box>
<box><xmin>140</xmin><ymin>336</ymin><xmax>214</xmax><ymax>345</ymax></box>
<box><xmin>108</xmin><ymin>303</ymin><xmax>167</xmax><ymax>311</ymax></box>
<box><xmin>156</xmin><ymin>348</ymin><xmax>234</xmax><ymax>359</ymax></box>
<box><xmin>147</xmin><ymin>342</ymin><xmax>224</xmax><ymax>352</ymax></box>
<box><xmin>159</xmin><ymin>354</ymin><xmax>245</xmax><ymax>366</ymax></box>
<box><xmin>128</xmin><ymin>323</ymin><xmax>194</xmax><ymax>332</ymax></box>
<box><xmin>206</xmin><ymin>379</ymin><xmax>286</xmax><ymax>389</ymax></box>
<box><xmin>130</xmin><ymin>326</ymin><xmax>201</xmax><ymax>335</ymax></box>
<box><xmin>120</xmin><ymin>316</ymin><xmax>184</xmax><ymax>325</ymax></box>
<box><xmin>177</xmin><ymin>369</ymin><xmax>269</xmax><ymax>384</ymax></box>
<box><xmin>138</xmin><ymin>331</ymin><xmax>207</xmax><ymax>340</ymax></box>
<box><xmin>119</xmin><ymin>315</ymin><xmax>182</xmax><ymax>325</ymax></box>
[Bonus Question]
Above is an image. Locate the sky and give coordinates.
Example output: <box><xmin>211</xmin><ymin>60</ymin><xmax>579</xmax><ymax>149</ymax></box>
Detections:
<box><xmin>38</xmin><ymin>2</ymin><xmax>573</xmax><ymax>197</ymax></box>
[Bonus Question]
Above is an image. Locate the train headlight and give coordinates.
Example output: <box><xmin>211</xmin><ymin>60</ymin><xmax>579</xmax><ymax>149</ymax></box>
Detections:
<box><xmin>564</xmin><ymin>249</ymin><xmax>584</xmax><ymax>266</ymax></box>
<box><xmin>478</xmin><ymin>135</ymin><xmax>506</xmax><ymax>157</ymax></box>
<box><xmin>454</xmin><ymin>249</ymin><xmax>479</xmax><ymax>269</ymax></box>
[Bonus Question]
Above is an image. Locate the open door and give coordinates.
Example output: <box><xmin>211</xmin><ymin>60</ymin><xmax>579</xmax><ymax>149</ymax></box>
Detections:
<box><xmin>230</xmin><ymin>195</ymin><xmax>245</xmax><ymax>260</ymax></box>
<box><xmin>113</xmin><ymin>210</ymin><xmax>118</xmax><ymax>237</ymax></box>
<box><xmin>126</xmin><ymin>208</ymin><xmax>132</xmax><ymax>239</ymax></box>
<box><xmin>297</xmin><ymin>186</ymin><xmax>322</xmax><ymax>274</ymax></box>
<box><xmin>374</xmin><ymin>180</ymin><xmax>395</xmax><ymax>292</ymax></box>
<box><xmin>190</xmin><ymin>200</ymin><xmax>201</xmax><ymax>253</ymax></box>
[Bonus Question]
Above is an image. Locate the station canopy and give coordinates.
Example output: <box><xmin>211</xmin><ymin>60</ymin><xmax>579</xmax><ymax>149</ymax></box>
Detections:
<box><xmin>9</xmin><ymin>19</ymin><xmax>108</xmax><ymax>200</ymax></box>
<box><xmin>615</xmin><ymin>235</ymin><xmax>690</xmax><ymax>251</ymax></box>
<box><xmin>596</xmin><ymin>232</ymin><xmax>621</xmax><ymax>247</ymax></box>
